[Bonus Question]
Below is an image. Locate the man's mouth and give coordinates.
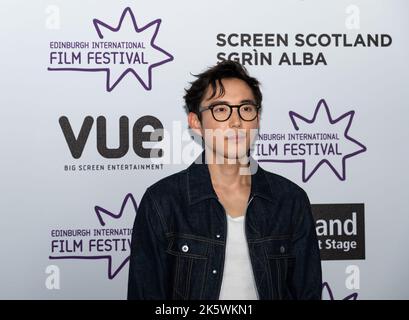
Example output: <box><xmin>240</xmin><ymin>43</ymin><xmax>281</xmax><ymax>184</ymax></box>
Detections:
<box><xmin>225</xmin><ymin>134</ymin><xmax>246</xmax><ymax>142</ymax></box>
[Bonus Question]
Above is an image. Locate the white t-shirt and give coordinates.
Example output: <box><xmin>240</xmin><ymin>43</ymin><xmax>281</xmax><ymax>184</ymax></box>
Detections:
<box><xmin>219</xmin><ymin>213</ymin><xmax>259</xmax><ymax>300</ymax></box>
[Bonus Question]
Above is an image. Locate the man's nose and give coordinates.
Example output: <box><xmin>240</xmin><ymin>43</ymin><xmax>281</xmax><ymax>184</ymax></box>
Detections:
<box><xmin>229</xmin><ymin>107</ymin><xmax>242</xmax><ymax>127</ymax></box>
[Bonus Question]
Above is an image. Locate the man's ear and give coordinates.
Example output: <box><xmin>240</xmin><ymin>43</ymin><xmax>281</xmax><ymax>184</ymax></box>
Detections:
<box><xmin>188</xmin><ymin>112</ymin><xmax>202</xmax><ymax>136</ymax></box>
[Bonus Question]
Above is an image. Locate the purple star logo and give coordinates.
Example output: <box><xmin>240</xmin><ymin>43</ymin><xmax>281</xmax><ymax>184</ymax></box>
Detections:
<box><xmin>322</xmin><ymin>282</ymin><xmax>358</xmax><ymax>300</ymax></box>
<box><xmin>257</xmin><ymin>99</ymin><xmax>367</xmax><ymax>182</ymax></box>
<box><xmin>49</xmin><ymin>193</ymin><xmax>138</xmax><ymax>280</ymax></box>
<box><xmin>48</xmin><ymin>7</ymin><xmax>174</xmax><ymax>91</ymax></box>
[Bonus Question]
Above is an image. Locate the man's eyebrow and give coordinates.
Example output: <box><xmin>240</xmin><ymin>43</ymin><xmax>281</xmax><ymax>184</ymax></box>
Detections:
<box><xmin>240</xmin><ymin>99</ymin><xmax>257</xmax><ymax>104</ymax></box>
<box><xmin>208</xmin><ymin>99</ymin><xmax>256</xmax><ymax>105</ymax></box>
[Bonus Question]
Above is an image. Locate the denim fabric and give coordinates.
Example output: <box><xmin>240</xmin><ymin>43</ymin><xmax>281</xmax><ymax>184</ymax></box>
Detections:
<box><xmin>128</xmin><ymin>151</ymin><xmax>322</xmax><ymax>300</ymax></box>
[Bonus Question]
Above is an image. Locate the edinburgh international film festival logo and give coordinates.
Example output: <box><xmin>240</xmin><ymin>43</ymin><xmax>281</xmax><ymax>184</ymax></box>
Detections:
<box><xmin>49</xmin><ymin>193</ymin><xmax>137</xmax><ymax>279</ymax></box>
<box><xmin>47</xmin><ymin>7</ymin><xmax>174</xmax><ymax>91</ymax></box>
<box><xmin>255</xmin><ymin>99</ymin><xmax>367</xmax><ymax>182</ymax></box>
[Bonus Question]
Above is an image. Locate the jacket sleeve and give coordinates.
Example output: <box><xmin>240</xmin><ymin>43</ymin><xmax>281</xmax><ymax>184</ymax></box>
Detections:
<box><xmin>127</xmin><ymin>188</ymin><xmax>169</xmax><ymax>299</ymax></box>
<box><xmin>290</xmin><ymin>189</ymin><xmax>322</xmax><ymax>300</ymax></box>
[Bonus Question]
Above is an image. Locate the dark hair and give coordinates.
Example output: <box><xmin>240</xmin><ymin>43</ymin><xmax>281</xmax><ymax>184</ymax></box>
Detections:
<box><xmin>183</xmin><ymin>60</ymin><xmax>262</xmax><ymax>120</ymax></box>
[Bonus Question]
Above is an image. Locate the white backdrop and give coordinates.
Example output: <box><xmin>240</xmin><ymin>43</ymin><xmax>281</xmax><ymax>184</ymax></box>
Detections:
<box><xmin>0</xmin><ymin>0</ymin><xmax>408</xmax><ymax>299</ymax></box>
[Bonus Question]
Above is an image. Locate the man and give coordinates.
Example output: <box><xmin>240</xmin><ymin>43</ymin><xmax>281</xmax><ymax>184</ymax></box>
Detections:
<box><xmin>127</xmin><ymin>60</ymin><xmax>322</xmax><ymax>300</ymax></box>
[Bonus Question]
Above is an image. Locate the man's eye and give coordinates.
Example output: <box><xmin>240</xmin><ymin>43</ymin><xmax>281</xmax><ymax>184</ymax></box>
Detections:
<box><xmin>213</xmin><ymin>106</ymin><xmax>227</xmax><ymax>113</ymax></box>
<box><xmin>242</xmin><ymin>105</ymin><xmax>255</xmax><ymax>112</ymax></box>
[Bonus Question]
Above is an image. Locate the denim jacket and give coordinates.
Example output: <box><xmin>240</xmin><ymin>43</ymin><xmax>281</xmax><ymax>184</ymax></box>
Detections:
<box><xmin>128</xmin><ymin>151</ymin><xmax>322</xmax><ymax>300</ymax></box>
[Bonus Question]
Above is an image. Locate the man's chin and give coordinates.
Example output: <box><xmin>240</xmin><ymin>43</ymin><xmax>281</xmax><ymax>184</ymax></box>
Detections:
<box><xmin>204</xmin><ymin>144</ymin><xmax>250</xmax><ymax>164</ymax></box>
<box><xmin>218</xmin><ymin>150</ymin><xmax>250</xmax><ymax>164</ymax></box>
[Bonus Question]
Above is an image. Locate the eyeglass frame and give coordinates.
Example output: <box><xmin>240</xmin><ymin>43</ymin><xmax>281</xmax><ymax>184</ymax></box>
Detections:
<box><xmin>198</xmin><ymin>102</ymin><xmax>261</xmax><ymax>122</ymax></box>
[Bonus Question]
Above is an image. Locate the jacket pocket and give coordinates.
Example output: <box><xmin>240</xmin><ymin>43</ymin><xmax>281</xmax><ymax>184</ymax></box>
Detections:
<box><xmin>263</xmin><ymin>237</ymin><xmax>295</xmax><ymax>300</ymax></box>
<box><xmin>166</xmin><ymin>234</ymin><xmax>209</xmax><ymax>300</ymax></box>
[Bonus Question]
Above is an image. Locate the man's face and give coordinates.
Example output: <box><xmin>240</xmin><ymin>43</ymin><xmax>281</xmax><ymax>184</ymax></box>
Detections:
<box><xmin>188</xmin><ymin>77</ymin><xmax>260</xmax><ymax>163</ymax></box>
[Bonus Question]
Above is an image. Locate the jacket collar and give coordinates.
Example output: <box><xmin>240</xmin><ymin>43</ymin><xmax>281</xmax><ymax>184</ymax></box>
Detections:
<box><xmin>186</xmin><ymin>150</ymin><xmax>275</xmax><ymax>205</ymax></box>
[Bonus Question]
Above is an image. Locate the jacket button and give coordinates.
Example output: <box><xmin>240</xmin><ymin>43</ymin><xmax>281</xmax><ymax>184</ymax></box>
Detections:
<box><xmin>181</xmin><ymin>244</ymin><xmax>189</xmax><ymax>252</ymax></box>
<box><xmin>280</xmin><ymin>246</ymin><xmax>286</xmax><ymax>253</ymax></box>
<box><xmin>212</xmin><ymin>269</ymin><xmax>217</xmax><ymax>274</ymax></box>
<box><xmin>216</xmin><ymin>234</ymin><xmax>221</xmax><ymax>238</ymax></box>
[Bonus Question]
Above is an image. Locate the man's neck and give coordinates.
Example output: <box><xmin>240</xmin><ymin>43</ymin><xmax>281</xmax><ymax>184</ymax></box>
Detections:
<box><xmin>205</xmin><ymin>148</ymin><xmax>251</xmax><ymax>190</ymax></box>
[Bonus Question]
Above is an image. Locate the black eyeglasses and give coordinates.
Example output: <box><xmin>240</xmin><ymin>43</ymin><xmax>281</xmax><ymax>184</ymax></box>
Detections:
<box><xmin>198</xmin><ymin>102</ymin><xmax>260</xmax><ymax>122</ymax></box>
